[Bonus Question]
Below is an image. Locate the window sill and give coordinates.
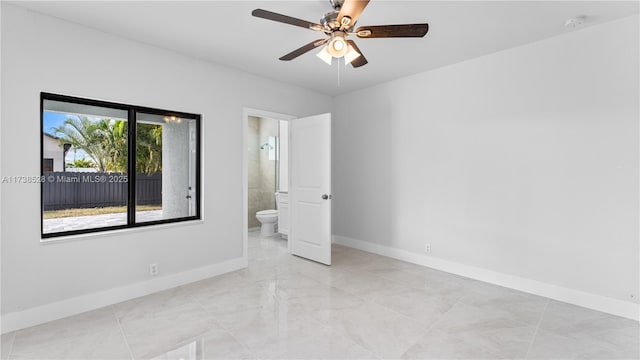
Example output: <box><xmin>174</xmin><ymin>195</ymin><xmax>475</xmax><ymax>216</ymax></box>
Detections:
<box><xmin>40</xmin><ymin>219</ymin><xmax>205</xmax><ymax>245</ymax></box>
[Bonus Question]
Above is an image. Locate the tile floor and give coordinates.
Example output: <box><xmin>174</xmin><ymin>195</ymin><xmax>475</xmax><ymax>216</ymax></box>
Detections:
<box><xmin>1</xmin><ymin>231</ymin><xmax>638</xmax><ymax>359</ymax></box>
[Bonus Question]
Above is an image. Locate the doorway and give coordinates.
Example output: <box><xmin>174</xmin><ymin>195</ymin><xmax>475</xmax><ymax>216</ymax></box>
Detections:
<box><xmin>242</xmin><ymin>108</ymin><xmax>332</xmax><ymax>265</ymax></box>
<box><xmin>243</xmin><ymin>109</ymin><xmax>295</xmax><ymax>259</ymax></box>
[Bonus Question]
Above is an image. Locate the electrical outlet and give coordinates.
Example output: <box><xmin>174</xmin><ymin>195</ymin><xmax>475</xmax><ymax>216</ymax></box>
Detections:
<box><xmin>149</xmin><ymin>263</ymin><xmax>158</xmax><ymax>276</ymax></box>
<box><xmin>425</xmin><ymin>243</ymin><xmax>431</xmax><ymax>254</ymax></box>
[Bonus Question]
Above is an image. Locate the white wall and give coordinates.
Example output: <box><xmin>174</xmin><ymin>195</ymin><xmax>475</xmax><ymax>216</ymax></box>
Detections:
<box><xmin>162</xmin><ymin>118</ymin><xmax>191</xmax><ymax>219</ymax></box>
<box><xmin>333</xmin><ymin>15</ymin><xmax>639</xmax><ymax>308</ymax></box>
<box><xmin>278</xmin><ymin>120</ymin><xmax>289</xmax><ymax>192</ymax></box>
<box><xmin>42</xmin><ymin>136</ymin><xmax>65</xmax><ymax>172</ymax></box>
<box><xmin>0</xmin><ymin>3</ymin><xmax>331</xmax><ymax>326</ymax></box>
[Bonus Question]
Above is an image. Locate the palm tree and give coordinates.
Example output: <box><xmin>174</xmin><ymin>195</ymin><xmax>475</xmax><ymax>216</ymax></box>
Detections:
<box><xmin>66</xmin><ymin>158</ymin><xmax>96</xmax><ymax>168</ymax></box>
<box><xmin>54</xmin><ymin>116</ymin><xmax>113</xmax><ymax>171</ymax></box>
<box><xmin>136</xmin><ymin>123</ymin><xmax>162</xmax><ymax>174</ymax></box>
<box><xmin>98</xmin><ymin>119</ymin><xmax>127</xmax><ymax>172</ymax></box>
<box><xmin>54</xmin><ymin>116</ymin><xmax>163</xmax><ymax>174</ymax></box>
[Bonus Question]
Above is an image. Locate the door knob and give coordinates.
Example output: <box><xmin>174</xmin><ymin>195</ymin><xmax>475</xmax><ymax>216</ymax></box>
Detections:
<box><xmin>322</xmin><ymin>194</ymin><xmax>331</xmax><ymax>200</ymax></box>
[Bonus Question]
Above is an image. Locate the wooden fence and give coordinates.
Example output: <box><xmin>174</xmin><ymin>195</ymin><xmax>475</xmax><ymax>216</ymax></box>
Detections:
<box><xmin>43</xmin><ymin>172</ymin><xmax>161</xmax><ymax>211</ymax></box>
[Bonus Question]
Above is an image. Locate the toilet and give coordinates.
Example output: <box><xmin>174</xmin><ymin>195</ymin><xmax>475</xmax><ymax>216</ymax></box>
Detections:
<box><xmin>256</xmin><ymin>193</ymin><xmax>280</xmax><ymax>237</ymax></box>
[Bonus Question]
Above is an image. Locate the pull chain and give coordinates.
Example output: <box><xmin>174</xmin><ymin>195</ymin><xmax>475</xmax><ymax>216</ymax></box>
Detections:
<box><xmin>337</xmin><ymin>57</ymin><xmax>341</xmax><ymax>87</ymax></box>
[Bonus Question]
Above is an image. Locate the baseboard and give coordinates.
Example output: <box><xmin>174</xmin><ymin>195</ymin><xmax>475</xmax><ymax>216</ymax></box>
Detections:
<box><xmin>333</xmin><ymin>235</ymin><xmax>639</xmax><ymax>321</ymax></box>
<box><xmin>1</xmin><ymin>256</ymin><xmax>248</xmax><ymax>334</ymax></box>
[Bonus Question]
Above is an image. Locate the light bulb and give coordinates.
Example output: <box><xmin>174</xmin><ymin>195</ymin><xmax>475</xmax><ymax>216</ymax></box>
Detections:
<box><xmin>326</xmin><ymin>32</ymin><xmax>348</xmax><ymax>57</ymax></box>
<box><xmin>333</xmin><ymin>39</ymin><xmax>344</xmax><ymax>51</ymax></box>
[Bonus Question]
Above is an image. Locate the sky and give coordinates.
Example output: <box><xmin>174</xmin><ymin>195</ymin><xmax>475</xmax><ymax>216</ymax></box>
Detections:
<box><xmin>42</xmin><ymin>111</ymin><xmax>67</xmax><ymax>135</ymax></box>
<box><xmin>43</xmin><ymin>111</ymin><xmax>90</xmax><ymax>163</ymax></box>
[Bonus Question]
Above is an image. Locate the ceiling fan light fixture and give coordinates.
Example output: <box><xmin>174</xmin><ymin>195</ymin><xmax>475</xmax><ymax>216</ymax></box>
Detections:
<box><xmin>316</xmin><ymin>46</ymin><xmax>333</xmax><ymax>65</ymax></box>
<box><xmin>344</xmin><ymin>44</ymin><xmax>361</xmax><ymax>64</ymax></box>
<box><xmin>253</xmin><ymin>2</ymin><xmax>430</xmax><ymax>68</ymax></box>
<box><xmin>326</xmin><ymin>31</ymin><xmax>348</xmax><ymax>57</ymax></box>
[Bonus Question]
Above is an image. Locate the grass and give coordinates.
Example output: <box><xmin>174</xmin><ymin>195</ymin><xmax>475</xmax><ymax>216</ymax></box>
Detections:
<box><xmin>43</xmin><ymin>205</ymin><xmax>161</xmax><ymax>219</ymax></box>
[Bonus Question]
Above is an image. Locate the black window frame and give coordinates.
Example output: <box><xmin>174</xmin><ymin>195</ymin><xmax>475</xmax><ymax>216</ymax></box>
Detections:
<box><xmin>40</xmin><ymin>92</ymin><xmax>202</xmax><ymax>239</ymax></box>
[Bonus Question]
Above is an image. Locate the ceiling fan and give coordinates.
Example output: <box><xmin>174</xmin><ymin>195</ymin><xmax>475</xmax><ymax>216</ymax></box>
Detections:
<box><xmin>252</xmin><ymin>0</ymin><xmax>429</xmax><ymax>68</ymax></box>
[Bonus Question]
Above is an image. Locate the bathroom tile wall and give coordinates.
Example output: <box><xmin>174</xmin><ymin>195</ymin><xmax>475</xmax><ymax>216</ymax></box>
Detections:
<box><xmin>248</xmin><ymin>116</ymin><xmax>261</xmax><ymax>229</ymax></box>
<box><xmin>259</xmin><ymin>118</ymin><xmax>278</xmax><ymax>211</ymax></box>
<box><xmin>248</xmin><ymin>116</ymin><xmax>278</xmax><ymax>229</ymax></box>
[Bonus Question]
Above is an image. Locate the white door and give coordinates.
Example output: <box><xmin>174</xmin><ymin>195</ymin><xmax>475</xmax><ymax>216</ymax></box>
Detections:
<box><xmin>290</xmin><ymin>113</ymin><xmax>332</xmax><ymax>265</ymax></box>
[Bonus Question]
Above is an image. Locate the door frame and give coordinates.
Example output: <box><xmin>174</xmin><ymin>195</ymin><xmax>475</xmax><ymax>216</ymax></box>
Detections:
<box><xmin>242</xmin><ymin>108</ymin><xmax>296</xmax><ymax>259</ymax></box>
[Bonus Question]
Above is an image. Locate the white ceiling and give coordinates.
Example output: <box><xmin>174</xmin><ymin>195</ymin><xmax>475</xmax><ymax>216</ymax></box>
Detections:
<box><xmin>11</xmin><ymin>1</ymin><xmax>639</xmax><ymax>95</ymax></box>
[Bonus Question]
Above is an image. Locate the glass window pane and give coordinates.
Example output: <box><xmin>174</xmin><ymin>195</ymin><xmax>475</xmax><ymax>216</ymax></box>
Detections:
<box><xmin>135</xmin><ymin>113</ymin><xmax>197</xmax><ymax>222</ymax></box>
<box><xmin>42</xmin><ymin>103</ymin><xmax>128</xmax><ymax>235</ymax></box>
<box><xmin>41</xmin><ymin>94</ymin><xmax>201</xmax><ymax>238</ymax></box>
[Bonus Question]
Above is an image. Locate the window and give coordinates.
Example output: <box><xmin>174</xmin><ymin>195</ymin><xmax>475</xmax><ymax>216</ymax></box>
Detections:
<box><xmin>43</xmin><ymin>158</ymin><xmax>54</xmax><ymax>172</ymax></box>
<box><xmin>41</xmin><ymin>93</ymin><xmax>201</xmax><ymax>238</ymax></box>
